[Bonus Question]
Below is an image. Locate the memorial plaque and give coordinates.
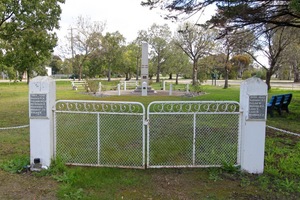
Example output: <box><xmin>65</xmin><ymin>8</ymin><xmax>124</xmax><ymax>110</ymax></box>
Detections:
<box><xmin>248</xmin><ymin>95</ymin><xmax>266</xmax><ymax>120</ymax></box>
<box><xmin>30</xmin><ymin>93</ymin><xmax>47</xmax><ymax>118</ymax></box>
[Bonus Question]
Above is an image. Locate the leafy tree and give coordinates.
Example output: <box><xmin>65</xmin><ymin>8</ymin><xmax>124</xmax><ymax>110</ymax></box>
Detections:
<box><xmin>49</xmin><ymin>55</ymin><xmax>63</xmax><ymax>74</ymax></box>
<box><xmin>85</xmin><ymin>49</ymin><xmax>105</xmax><ymax>78</ymax></box>
<box><xmin>175</xmin><ymin>22</ymin><xmax>217</xmax><ymax>85</ymax></box>
<box><xmin>61</xmin><ymin>58</ymin><xmax>73</xmax><ymax>75</ymax></box>
<box><xmin>0</xmin><ymin>0</ymin><xmax>65</xmax><ymax>83</ymax></box>
<box><xmin>4</xmin><ymin>29</ymin><xmax>56</xmax><ymax>82</ymax></box>
<box><xmin>163</xmin><ymin>40</ymin><xmax>191</xmax><ymax>84</ymax></box>
<box><xmin>198</xmin><ymin>54</ymin><xmax>222</xmax><ymax>81</ymax></box>
<box><xmin>280</xmin><ymin>38</ymin><xmax>300</xmax><ymax>82</ymax></box>
<box><xmin>214</xmin><ymin>28</ymin><xmax>255</xmax><ymax>88</ymax></box>
<box><xmin>101</xmin><ymin>31</ymin><xmax>126</xmax><ymax>81</ymax></box>
<box><xmin>230</xmin><ymin>54</ymin><xmax>252</xmax><ymax>78</ymax></box>
<box><xmin>130</xmin><ymin>30</ymin><xmax>152</xmax><ymax>81</ymax></box>
<box><xmin>147</xmin><ymin>23</ymin><xmax>172</xmax><ymax>83</ymax></box>
<box><xmin>122</xmin><ymin>43</ymin><xmax>140</xmax><ymax>80</ymax></box>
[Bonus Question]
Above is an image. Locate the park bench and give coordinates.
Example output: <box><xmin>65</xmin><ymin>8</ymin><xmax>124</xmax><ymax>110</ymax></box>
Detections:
<box><xmin>71</xmin><ymin>80</ymin><xmax>87</xmax><ymax>90</ymax></box>
<box><xmin>267</xmin><ymin>93</ymin><xmax>292</xmax><ymax>117</ymax></box>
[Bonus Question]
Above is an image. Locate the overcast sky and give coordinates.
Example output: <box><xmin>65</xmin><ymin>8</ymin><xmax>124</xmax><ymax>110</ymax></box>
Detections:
<box><xmin>55</xmin><ymin>1</ymin><xmax>268</xmax><ymax>65</ymax></box>
<box><xmin>57</xmin><ymin>0</ymin><xmax>176</xmax><ymax>43</ymax></box>
<box><xmin>55</xmin><ymin>0</ymin><xmax>214</xmax><ymax>54</ymax></box>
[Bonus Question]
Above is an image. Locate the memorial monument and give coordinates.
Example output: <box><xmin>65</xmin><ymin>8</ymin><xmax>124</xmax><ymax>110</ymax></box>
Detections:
<box><xmin>134</xmin><ymin>42</ymin><xmax>155</xmax><ymax>95</ymax></box>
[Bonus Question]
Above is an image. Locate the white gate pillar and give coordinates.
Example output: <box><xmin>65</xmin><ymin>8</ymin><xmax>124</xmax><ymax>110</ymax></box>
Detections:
<box><xmin>29</xmin><ymin>76</ymin><xmax>56</xmax><ymax>169</ymax></box>
<box><xmin>240</xmin><ymin>77</ymin><xmax>267</xmax><ymax>174</ymax></box>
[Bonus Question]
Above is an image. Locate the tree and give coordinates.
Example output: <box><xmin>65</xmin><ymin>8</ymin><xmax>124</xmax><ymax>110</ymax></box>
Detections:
<box><xmin>142</xmin><ymin>0</ymin><xmax>300</xmax><ymax>35</ymax></box>
<box><xmin>49</xmin><ymin>55</ymin><xmax>63</xmax><ymax>74</ymax></box>
<box><xmin>246</xmin><ymin>26</ymin><xmax>298</xmax><ymax>90</ymax></box>
<box><xmin>0</xmin><ymin>0</ymin><xmax>65</xmax><ymax>82</ymax></box>
<box><xmin>122</xmin><ymin>43</ymin><xmax>140</xmax><ymax>80</ymax></box>
<box><xmin>230</xmin><ymin>54</ymin><xmax>252</xmax><ymax>78</ymax></box>
<box><xmin>69</xmin><ymin>16</ymin><xmax>105</xmax><ymax>80</ymax></box>
<box><xmin>85</xmin><ymin>49</ymin><xmax>105</xmax><ymax>78</ymax></box>
<box><xmin>132</xmin><ymin>35</ymin><xmax>145</xmax><ymax>80</ymax></box>
<box><xmin>147</xmin><ymin>23</ymin><xmax>172</xmax><ymax>83</ymax></box>
<box><xmin>280</xmin><ymin>35</ymin><xmax>300</xmax><ymax>82</ymax></box>
<box><xmin>101</xmin><ymin>31</ymin><xmax>126</xmax><ymax>81</ymax></box>
<box><xmin>61</xmin><ymin>58</ymin><xmax>73</xmax><ymax>75</ymax></box>
<box><xmin>163</xmin><ymin>40</ymin><xmax>191</xmax><ymax>84</ymax></box>
<box><xmin>175</xmin><ymin>22</ymin><xmax>217</xmax><ymax>85</ymax></box>
<box><xmin>4</xmin><ymin>29</ymin><xmax>56</xmax><ymax>83</ymax></box>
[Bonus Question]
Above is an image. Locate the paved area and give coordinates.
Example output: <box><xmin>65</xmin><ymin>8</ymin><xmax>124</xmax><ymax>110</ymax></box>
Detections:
<box><xmin>1</xmin><ymin>78</ymin><xmax>300</xmax><ymax>90</ymax></box>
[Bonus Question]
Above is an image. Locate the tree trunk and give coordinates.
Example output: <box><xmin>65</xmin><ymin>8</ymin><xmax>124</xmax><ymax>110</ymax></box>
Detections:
<box><xmin>223</xmin><ymin>50</ymin><xmax>230</xmax><ymax>89</ymax></box>
<box><xmin>156</xmin><ymin>64</ymin><xmax>160</xmax><ymax>83</ymax></box>
<box><xmin>79</xmin><ymin>64</ymin><xmax>82</xmax><ymax>81</ymax></box>
<box><xmin>169</xmin><ymin>73</ymin><xmax>172</xmax><ymax>79</ymax></box>
<box><xmin>107</xmin><ymin>68</ymin><xmax>111</xmax><ymax>82</ymax></box>
<box><xmin>176</xmin><ymin>73</ymin><xmax>179</xmax><ymax>85</ymax></box>
<box><xmin>27</xmin><ymin>69</ymin><xmax>30</xmax><ymax>84</ymax></box>
<box><xmin>136</xmin><ymin>56</ymin><xmax>139</xmax><ymax>81</ymax></box>
<box><xmin>224</xmin><ymin>69</ymin><xmax>229</xmax><ymax>89</ymax></box>
<box><xmin>266</xmin><ymin>71</ymin><xmax>272</xmax><ymax>90</ymax></box>
<box><xmin>294</xmin><ymin>65</ymin><xmax>300</xmax><ymax>82</ymax></box>
<box><xmin>192</xmin><ymin>61</ymin><xmax>198</xmax><ymax>85</ymax></box>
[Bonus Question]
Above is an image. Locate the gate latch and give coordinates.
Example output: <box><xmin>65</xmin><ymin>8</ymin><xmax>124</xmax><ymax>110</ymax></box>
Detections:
<box><xmin>143</xmin><ymin>119</ymin><xmax>149</xmax><ymax>126</ymax></box>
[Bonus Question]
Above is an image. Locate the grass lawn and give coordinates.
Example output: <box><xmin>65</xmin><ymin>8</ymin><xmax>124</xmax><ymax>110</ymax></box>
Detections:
<box><xmin>0</xmin><ymin>80</ymin><xmax>299</xmax><ymax>199</ymax></box>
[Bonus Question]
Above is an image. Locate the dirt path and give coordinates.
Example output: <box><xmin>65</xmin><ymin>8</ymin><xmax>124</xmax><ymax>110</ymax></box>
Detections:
<box><xmin>0</xmin><ymin>170</ymin><xmax>58</xmax><ymax>200</ymax></box>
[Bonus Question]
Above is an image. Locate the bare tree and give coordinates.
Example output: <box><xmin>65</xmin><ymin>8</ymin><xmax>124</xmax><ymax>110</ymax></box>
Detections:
<box><xmin>69</xmin><ymin>16</ymin><xmax>106</xmax><ymax>80</ymax></box>
<box><xmin>175</xmin><ymin>22</ymin><xmax>217</xmax><ymax>85</ymax></box>
<box><xmin>245</xmin><ymin>26</ymin><xmax>298</xmax><ymax>89</ymax></box>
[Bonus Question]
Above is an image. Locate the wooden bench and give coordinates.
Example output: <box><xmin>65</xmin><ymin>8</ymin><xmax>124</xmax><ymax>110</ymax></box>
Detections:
<box><xmin>71</xmin><ymin>81</ymin><xmax>87</xmax><ymax>90</ymax></box>
<box><xmin>267</xmin><ymin>93</ymin><xmax>292</xmax><ymax>117</ymax></box>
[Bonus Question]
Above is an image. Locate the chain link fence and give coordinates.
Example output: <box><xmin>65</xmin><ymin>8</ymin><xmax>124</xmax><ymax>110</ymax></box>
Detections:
<box><xmin>54</xmin><ymin>100</ymin><xmax>145</xmax><ymax>168</ymax></box>
<box><xmin>147</xmin><ymin>101</ymin><xmax>241</xmax><ymax>168</ymax></box>
<box><xmin>54</xmin><ymin>100</ymin><xmax>241</xmax><ymax>169</ymax></box>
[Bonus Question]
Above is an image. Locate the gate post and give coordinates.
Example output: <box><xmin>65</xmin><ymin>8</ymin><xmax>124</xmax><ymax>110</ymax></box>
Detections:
<box><xmin>29</xmin><ymin>76</ymin><xmax>56</xmax><ymax>169</ymax></box>
<box><xmin>240</xmin><ymin>77</ymin><xmax>267</xmax><ymax>174</ymax></box>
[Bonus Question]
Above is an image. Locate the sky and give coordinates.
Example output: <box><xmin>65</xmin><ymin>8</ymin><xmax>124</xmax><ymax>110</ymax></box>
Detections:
<box><xmin>55</xmin><ymin>0</ymin><xmax>267</xmax><ymax>66</ymax></box>
<box><xmin>55</xmin><ymin>0</ymin><xmax>213</xmax><ymax>55</ymax></box>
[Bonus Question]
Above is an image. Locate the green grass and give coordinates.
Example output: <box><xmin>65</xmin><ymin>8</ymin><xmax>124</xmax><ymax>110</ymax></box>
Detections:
<box><xmin>0</xmin><ymin>80</ymin><xmax>300</xmax><ymax>199</ymax></box>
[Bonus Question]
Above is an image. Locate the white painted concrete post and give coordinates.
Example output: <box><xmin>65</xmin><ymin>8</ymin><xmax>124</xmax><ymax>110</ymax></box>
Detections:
<box><xmin>141</xmin><ymin>42</ymin><xmax>149</xmax><ymax>87</ymax></box>
<box><xmin>240</xmin><ymin>77</ymin><xmax>267</xmax><ymax>174</ymax></box>
<box><xmin>124</xmin><ymin>81</ymin><xmax>127</xmax><ymax>91</ymax></box>
<box><xmin>163</xmin><ymin>80</ymin><xmax>166</xmax><ymax>91</ymax></box>
<box><xmin>169</xmin><ymin>84</ymin><xmax>173</xmax><ymax>96</ymax></box>
<box><xmin>142</xmin><ymin>81</ymin><xmax>147</xmax><ymax>96</ymax></box>
<box><xmin>117</xmin><ymin>84</ymin><xmax>121</xmax><ymax>96</ymax></box>
<box><xmin>98</xmin><ymin>82</ymin><xmax>101</xmax><ymax>93</ymax></box>
<box><xmin>186</xmin><ymin>84</ymin><xmax>189</xmax><ymax>93</ymax></box>
<box><xmin>29</xmin><ymin>76</ymin><xmax>56</xmax><ymax>168</ymax></box>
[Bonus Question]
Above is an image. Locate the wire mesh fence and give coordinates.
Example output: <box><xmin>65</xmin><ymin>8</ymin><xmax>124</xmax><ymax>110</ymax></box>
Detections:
<box><xmin>54</xmin><ymin>100</ymin><xmax>145</xmax><ymax>168</ymax></box>
<box><xmin>54</xmin><ymin>100</ymin><xmax>241</xmax><ymax>169</ymax></box>
<box><xmin>147</xmin><ymin>101</ymin><xmax>241</xmax><ymax>168</ymax></box>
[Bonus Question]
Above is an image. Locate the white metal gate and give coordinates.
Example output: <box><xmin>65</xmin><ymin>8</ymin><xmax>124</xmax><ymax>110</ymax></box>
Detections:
<box><xmin>54</xmin><ymin>100</ymin><xmax>146</xmax><ymax>169</ymax></box>
<box><xmin>147</xmin><ymin>101</ymin><xmax>241</xmax><ymax>168</ymax></box>
<box><xmin>54</xmin><ymin>100</ymin><xmax>241</xmax><ymax>169</ymax></box>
